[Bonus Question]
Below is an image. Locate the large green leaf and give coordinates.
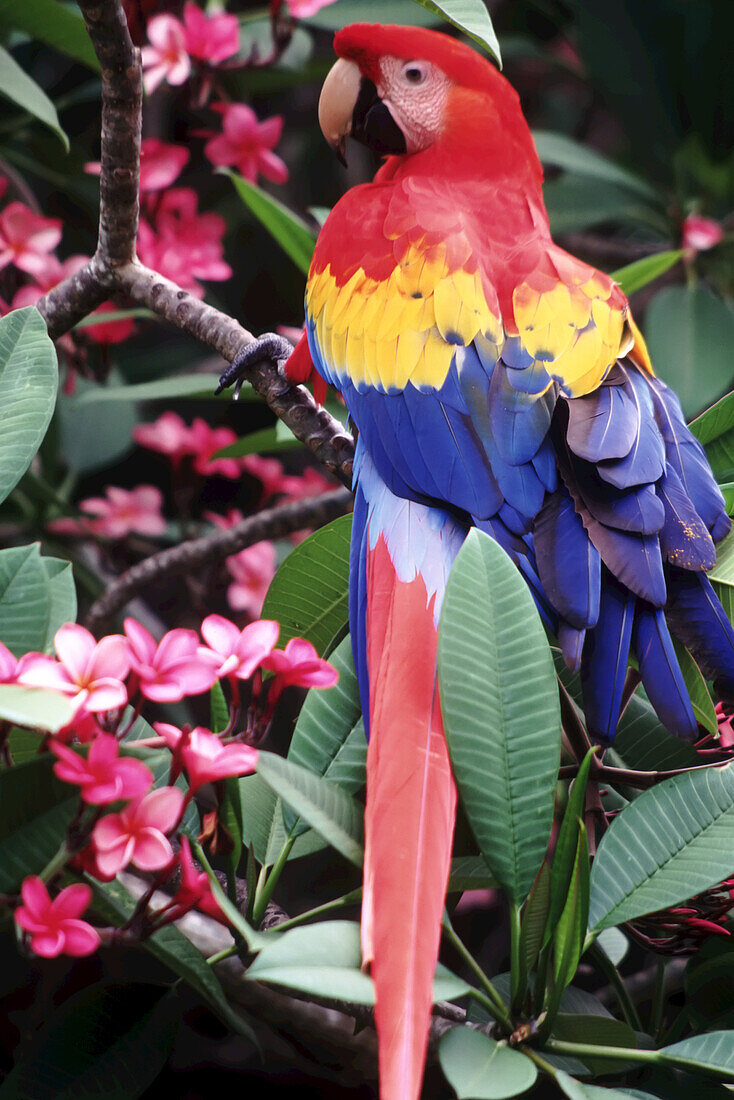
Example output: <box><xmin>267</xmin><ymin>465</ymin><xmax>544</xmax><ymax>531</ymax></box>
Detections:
<box><xmin>0</xmin><ymin>544</ymin><xmax>62</xmax><ymax>656</ymax></box>
<box><xmin>710</xmin><ymin>528</ymin><xmax>734</xmax><ymax>588</ymax></box>
<box><xmin>672</xmin><ymin>640</ymin><xmax>718</xmax><ymax>736</ymax></box>
<box><xmin>89</xmin><ymin>877</ymin><xmax>254</xmax><ymax>1041</ymax></box>
<box><xmin>42</xmin><ymin>556</ymin><xmax>77</xmax><ymax>649</ymax></box>
<box><xmin>0</xmin><ymin>308</ymin><xmax>58</xmax><ymax>503</ymax></box>
<box><xmin>543</xmin><ymin>177</ymin><xmax>667</xmax><ymax>236</ymax></box>
<box><xmin>409</xmin><ymin>0</ymin><xmax>502</xmax><ymax>65</ymax></box>
<box><xmin>0</xmin><ymin>983</ymin><xmax>176</xmax><ymax>1100</ymax></box>
<box><xmin>216</xmin><ymin>422</ymin><xmax>301</xmax><ymax>458</ymax></box>
<box><xmin>256</xmin><ymin>751</ymin><xmax>364</xmax><ymax>867</ymax></box>
<box><xmin>247</xmin><ymin>921</ymin><xmax>469</xmax><ymax>1005</ymax></box>
<box><xmin>588</xmin><ymin>762</ymin><xmax>734</xmax><ymax>932</ymax></box>
<box><xmin>438</xmin><ymin>1027</ymin><xmax>537</xmax><ymax>1099</ymax></box>
<box><xmin>227</xmin><ymin>173</ymin><xmax>316</xmax><ymax>276</ymax></box>
<box><xmin>690</xmin><ymin>390</ymin><xmax>734</xmax><ymax>483</ymax></box>
<box><xmin>556</xmin><ymin>1072</ymin><xmax>659</xmax><ymax>1100</ymax></box>
<box><xmin>57</xmin><ymin>369</ymin><xmax>136</xmax><ymax>475</ymax></box>
<box><xmin>261</xmin><ymin>514</ymin><xmax>351</xmax><ymax>653</ymax></box>
<box><xmin>0</xmin><ymin>0</ymin><xmax>99</xmax><ymax>70</ymax></box>
<box><xmin>239</xmin><ymin>773</ymin><xmax>326</xmax><ymax>866</ymax></box>
<box><xmin>645</xmin><ymin>286</ymin><xmax>734</xmax><ymax>419</ymax></box>
<box><xmin>0</xmin><ymin>753</ymin><xmax>77</xmax><ymax>891</ymax></box>
<box><xmin>72</xmin><ymin>374</ymin><xmax>241</xmax><ymax>405</ymax></box>
<box><xmin>448</xmin><ymin>855</ymin><xmax>498</xmax><ymax>893</ymax></box>
<box><xmin>284</xmin><ymin>635</ymin><xmax>365</xmax><ymax>835</ymax></box>
<box><xmin>610</xmin><ymin>251</ymin><xmax>683</xmax><ymax>297</ymax></box>
<box><xmin>438</xmin><ymin>530</ymin><xmax>561</xmax><ymax>905</ymax></box>
<box><xmin>0</xmin><ymin>47</ymin><xmax>68</xmax><ymax>149</ymax></box>
<box><xmin>532</xmin><ymin>131</ymin><xmax>661</xmax><ymax>202</ymax></box>
<box><xmin>660</xmin><ymin>1032</ymin><xmax>734</xmax><ymax>1079</ymax></box>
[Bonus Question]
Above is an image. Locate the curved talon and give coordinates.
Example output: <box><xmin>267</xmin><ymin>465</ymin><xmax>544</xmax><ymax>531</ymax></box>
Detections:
<box><xmin>216</xmin><ymin>333</ymin><xmax>296</xmax><ymax>398</ymax></box>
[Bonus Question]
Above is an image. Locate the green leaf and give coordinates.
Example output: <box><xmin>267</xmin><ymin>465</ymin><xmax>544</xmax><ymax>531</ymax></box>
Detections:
<box><xmin>612</xmin><ymin>691</ymin><xmax>700</xmax><ymax>771</ymax></box>
<box><xmin>532</xmin><ymin>131</ymin><xmax>661</xmax><ymax>202</ymax></box>
<box><xmin>0</xmin><ymin>753</ymin><xmax>77</xmax><ymax>891</ymax></box>
<box><xmin>284</xmin><ymin>635</ymin><xmax>366</xmax><ymax>836</ymax></box>
<box><xmin>239</xmin><ymin>774</ymin><xmax>326</xmax><ymax>866</ymax></box>
<box><xmin>303</xmin><ymin>0</ymin><xmax>440</xmax><ymax>30</ymax></box>
<box><xmin>588</xmin><ymin>761</ymin><xmax>734</xmax><ymax>932</ymax></box>
<box><xmin>438</xmin><ymin>529</ymin><xmax>561</xmax><ymax>905</ymax></box>
<box><xmin>645</xmin><ymin>286</ymin><xmax>734</xmax><ymax>418</ymax></box>
<box><xmin>0</xmin><ymin>46</ymin><xmax>69</xmax><ymax>150</ymax></box>
<box><xmin>408</xmin><ymin>0</ymin><xmax>502</xmax><ymax>66</ymax></box>
<box><xmin>546</xmin><ymin>749</ymin><xmax>597</xmax><ymax>948</ymax></box>
<box><xmin>596</xmin><ymin>927</ymin><xmax>628</xmax><ymax>967</ymax></box>
<box><xmin>219</xmin><ymin>776</ymin><xmax>244</xmax><ymax>875</ymax></box>
<box><xmin>247</xmin><ymin>921</ymin><xmax>469</xmax><ymax>1005</ymax></box>
<box><xmin>660</xmin><ymin>1032</ymin><xmax>734</xmax><ymax>1080</ymax></box>
<box><xmin>0</xmin><ymin>308</ymin><xmax>57</xmax><ymax>503</ymax></box>
<box><xmin>261</xmin><ymin>514</ymin><xmax>351</xmax><ymax>653</ymax></box>
<box><xmin>543</xmin><ymin>176</ymin><xmax>668</xmax><ymax>236</ymax></box>
<box><xmin>689</xmin><ymin>390</ymin><xmax>734</xmax><ymax>446</ymax></box>
<box><xmin>521</xmin><ymin>861</ymin><xmax>551</xmax><ymax>973</ymax></box>
<box><xmin>256</xmin><ymin>751</ymin><xmax>364</xmax><ymax>867</ymax></box>
<box><xmin>448</xmin><ymin>855</ymin><xmax>498</xmax><ymax>893</ymax></box>
<box><xmin>0</xmin><ymin>0</ymin><xmax>99</xmax><ymax>70</ymax></box>
<box><xmin>438</xmin><ymin>1027</ymin><xmax>537</xmax><ymax>1099</ymax></box>
<box><xmin>0</xmin><ymin>545</ymin><xmax>60</xmax><ymax>656</ymax></box>
<box><xmin>57</xmin><ymin>368</ymin><xmax>137</xmax><ymax>475</ymax></box>
<box><xmin>0</xmin><ymin>983</ymin><xmax>176</xmax><ymax>1100</ymax></box>
<box><xmin>555</xmin><ymin>1071</ymin><xmax>659</xmax><ymax>1100</ymax></box>
<box><xmin>72</xmin><ymin>374</ymin><xmax>241</xmax><ymax>405</ymax></box>
<box><xmin>215</xmin><ymin>422</ymin><xmax>301</xmax><ymax>458</ymax></box>
<box><xmin>711</xmin><ymin>528</ymin><xmax>734</xmax><ymax>589</ymax></box>
<box><xmin>226</xmin><ymin>173</ymin><xmax>316</xmax><ymax>276</ymax></box>
<box><xmin>0</xmin><ymin>684</ymin><xmax>72</xmax><ymax>732</ymax></box>
<box><xmin>550</xmin><ymin>1014</ymin><xmax>637</xmax><ymax>1076</ymax></box>
<box><xmin>89</xmin><ymin>877</ymin><xmax>255</xmax><ymax>1041</ymax></box>
<box><xmin>552</xmin><ymin>824</ymin><xmax>590</xmax><ymax>999</ymax></box>
<box><xmin>41</xmin><ymin>556</ymin><xmax>77</xmax><ymax>649</ymax></box>
<box><xmin>610</xmin><ymin>251</ymin><xmax>683</xmax><ymax>296</ymax></box>
<box><xmin>671</xmin><ymin>640</ymin><xmax>718</xmax><ymax>736</ymax></box>
<box><xmin>209</xmin><ymin>680</ymin><xmax>229</xmax><ymax>733</ymax></box>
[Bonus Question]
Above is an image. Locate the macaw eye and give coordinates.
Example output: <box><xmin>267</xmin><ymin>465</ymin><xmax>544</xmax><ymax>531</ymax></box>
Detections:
<box><xmin>401</xmin><ymin>61</ymin><xmax>428</xmax><ymax>85</ymax></box>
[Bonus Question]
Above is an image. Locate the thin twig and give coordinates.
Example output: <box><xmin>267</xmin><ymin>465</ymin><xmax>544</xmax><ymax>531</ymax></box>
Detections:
<box><xmin>85</xmin><ymin>487</ymin><xmax>353</xmax><ymax>631</ymax></box>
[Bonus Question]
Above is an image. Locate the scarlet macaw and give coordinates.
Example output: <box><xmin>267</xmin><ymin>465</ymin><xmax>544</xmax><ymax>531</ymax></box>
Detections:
<box><xmin>227</xmin><ymin>22</ymin><xmax>734</xmax><ymax>1100</ymax></box>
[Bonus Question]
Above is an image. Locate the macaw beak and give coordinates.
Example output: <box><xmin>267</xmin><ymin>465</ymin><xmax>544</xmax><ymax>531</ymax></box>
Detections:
<box><xmin>318</xmin><ymin>57</ymin><xmax>407</xmax><ymax>165</ymax></box>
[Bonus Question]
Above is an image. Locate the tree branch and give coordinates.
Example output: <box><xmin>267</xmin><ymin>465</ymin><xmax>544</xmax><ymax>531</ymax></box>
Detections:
<box><xmin>34</xmin><ymin>0</ymin><xmax>353</xmax><ymax>488</ymax></box>
<box><xmin>85</xmin><ymin>487</ymin><xmax>353</xmax><ymax>631</ymax></box>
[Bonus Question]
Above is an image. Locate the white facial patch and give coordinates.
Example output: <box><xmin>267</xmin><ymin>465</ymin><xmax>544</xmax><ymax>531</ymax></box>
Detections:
<box><xmin>377</xmin><ymin>56</ymin><xmax>452</xmax><ymax>154</ymax></box>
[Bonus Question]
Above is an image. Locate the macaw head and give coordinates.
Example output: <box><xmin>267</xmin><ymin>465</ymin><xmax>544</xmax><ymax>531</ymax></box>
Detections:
<box><xmin>318</xmin><ymin>23</ymin><xmax>541</xmax><ymax>184</ymax></box>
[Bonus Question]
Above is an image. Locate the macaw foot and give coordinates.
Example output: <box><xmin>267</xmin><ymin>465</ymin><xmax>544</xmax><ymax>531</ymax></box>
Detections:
<box><xmin>216</xmin><ymin>333</ymin><xmax>295</xmax><ymax>400</ymax></box>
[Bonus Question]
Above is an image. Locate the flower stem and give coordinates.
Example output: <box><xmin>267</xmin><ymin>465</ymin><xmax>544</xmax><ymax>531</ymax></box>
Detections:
<box><xmin>588</xmin><ymin>940</ymin><xmax>642</xmax><ymax>1031</ymax></box>
<box><xmin>542</xmin><ymin>1038</ymin><xmax>660</xmax><ymax>1065</ymax></box>
<box><xmin>442</xmin><ymin>914</ymin><xmax>513</xmax><ymax>1032</ymax></box>
<box><xmin>252</xmin><ymin>833</ymin><xmax>295</xmax><ymax>926</ymax></box>
<box><xmin>270</xmin><ymin>888</ymin><xmax>363</xmax><ymax>934</ymax></box>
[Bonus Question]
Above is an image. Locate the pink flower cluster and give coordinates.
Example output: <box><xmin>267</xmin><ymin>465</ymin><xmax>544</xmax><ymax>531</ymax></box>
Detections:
<box><xmin>682</xmin><ymin>214</ymin><xmax>724</xmax><ymax>257</ymax></box>
<box><xmin>141</xmin><ymin>2</ymin><xmax>240</xmax><ymax>94</ymax></box>
<box><xmin>10</xmin><ymin>612</ymin><xmax>338</xmax><ymax>957</ymax></box>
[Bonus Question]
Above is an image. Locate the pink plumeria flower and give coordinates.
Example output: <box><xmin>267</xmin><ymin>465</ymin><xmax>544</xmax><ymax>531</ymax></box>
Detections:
<box><xmin>716</xmin><ymin>702</ymin><xmax>734</xmax><ymax>749</ymax></box>
<box><xmin>53</xmin><ymin>707</ymin><xmax>106</xmax><ymax>745</ymax></box>
<box><xmin>18</xmin><ymin>623</ymin><xmax>130</xmax><ymax>714</ymax></box>
<box><xmin>199</xmin><ymin>614</ymin><xmax>279</xmax><ymax>680</ymax></box>
<box><xmin>15</xmin><ymin>878</ymin><xmax>100</xmax><ymax>958</ymax></box>
<box><xmin>240</xmin><ymin>455</ymin><xmax>289</xmax><ymax>501</ymax></box>
<box><xmin>87</xmin><ymin>138</ymin><xmax>189</xmax><ymax>193</ymax></box>
<box><xmin>133</xmin><ymin>411</ymin><xmax>195</xmax><ymax>467</ymax></box>
<box><xmin>124</xmin><ymin>618</ymin><xmax>219</xmax><ymax>703</ymax></box>
<box><xmin>183</xmin><ymin>2</ymin><xmax>239</xmax><ymax>64</ymax></box>
<box><xmin>203</xmin><ymin>103</ymin><xmax>288</xmax><ymax>186</ymax></box>
<box><xmin>137</xmin><ymin>188</ymin><xmax>231</xmax><ymax>297</ymax></box>
<box><xmin>262</xmin><ymin>638</ymin><xmax>339</xmax><ymax>695</ymax></box>
<box><xmin>280</xmin><ymin>466</ymin><xmax>336</xmax><ymax>501</ymax></box>
<box><xmin>287</xmin><ymin>0</ymin><xmax>338</xmax><ymax>14</ymax></box>
<box><xmin>0</xmin><ymin>202</ymin><xmax>62</xmax><ymax>276</ymax></box>
<box><xmin>78</xmin><ymin>485</ymin><xmax>167</xmax><ymax>539</ymax></box>
<box><xmin>82</xmin><ymin>304</ymin><xmax>136</xmax><ymax>345</ymax></box>
<box><xmin>683</xmin><ymin>214</ymin><xmax>724</xmax><ymax>257</ymax></box>
<box><xmin>163</xmin><ymin>836</ymin><xmax>227</xmax><ymax>924</ymax></box>
<box><xmin>188</xmin><ymin>417</ymin><xmax>240</xmax><ymax>478</ymax></box>
<box><xmin>50</xmin><ymin>732</ymin><xmax>152</xmax><ymax>804</ymax></box>
<box><xmin>0</xmin><ymin>639</ymin><xmax>19</xmax><ymax>683</ymax></box>
<box><xmin>92</xmin><ymin>786</ymin><xmax>184</xmax><ymax>878</ymax></box>
<box><xmin>224</xmin><ymin>542</ymin><xmax>277</xmax><ymax>616</ymax></box>
<box><xmin>141</xmin><ymin>14</ymin><xmax>191</xmax><ymax>94</ymax></box>
<box><xmin>154</xmin><ymin>723</ymin><xmax>258</xmax><ymax>793</ymax></box>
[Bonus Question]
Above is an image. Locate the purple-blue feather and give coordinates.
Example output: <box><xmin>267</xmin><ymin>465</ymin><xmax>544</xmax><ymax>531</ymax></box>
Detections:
<box><xmin>632</xmin><ymin>604</ymin><xmax>698</xmax><ymax>740</ymax></box>
<box><xmin>580</xmin><ymin>574</ymin><xmax>636</xmax><ymax>743</ymax></box>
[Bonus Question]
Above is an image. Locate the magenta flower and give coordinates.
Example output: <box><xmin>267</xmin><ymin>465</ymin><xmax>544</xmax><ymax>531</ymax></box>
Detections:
<box><xmin>18</xmin><ymin>623</ymin><xmax>130</xmax><ymax>714</ymax></box>
<box><xmin>280</xmin><ymin>466</ymin><xmax>336</xmax><ymax>502</ymax></box>
<box><xmin>141</xmin><ymin>14</ymin><xmax>191</xmax><ymax>94</ymax></box>
<box><xmin>154</xmin><ymin>723</ymin><xmax>258</xmax><ymax>792</ymax></box>
<box><xmin>15</xmin><ymin>878</ymin><xmax>100</xmax><ymax>958</ymax></box>
<box><xmin>224</xmin><ymin>542</ymin><xmax>277</xmax><ymax>616</ymax></box>
<box><xmin>188</xmin><ymin>417</ymin><xmax>240</xmax><ymax>478</ymax></box>
<box><xmin>133</xmin><ymin>411</ymin><xmax>195</xmax><ymax>466</ymax></box>
<box><xmin>87</xmin><ymin>138</ymin><xmax>189</xmax><ymax>193</ymax></box>
<box><xmin>0</xmin><ymin>640</ymin><xmax>19</xmax><ymax>683</ymax></box>
<box><xmin>240</xmin><ymin>455</ymin><xmax>289</xmax><ymax>501</ymax></box>
<box><xmin>92</xmin><ymin>786</ymin><xmax>184</xmax><ymax>878</ymax></box>
<box><xmin>124</xmin><ymin>618</ymin><xmax>219</xmax><ymax>702</ymax></box>
<box><xmin>262</xmin><ymin>638</ymin><xmax>339</xmax><ymax>694</ymax></box>
<box><xmin>163</xmin><ymin>836</ymin><xmax>226</xmax><ymax>924</ymax></box>
<box><xmin>0</xmin><ymin>202</ymin><xmax>62</xmax><ymax>276</ymax></box>
<box><xmin>199</xmin><ymin>614</ymin><xmax>279</xmax><ymax>680</ymax></box>
<box><xmin>287</xmin><ymin>0</ymin><xmax>339</xmax><ymax>15</ymax></box>
<box><xmin>716</xmin><ymin>703</ymin><xmax>734</xmax><ymax>749</ymax></box>
<box><xmin>50</xmin><ymin>732</ymin><xmax>152</xmax><ymax>805</ymax></box>
<box><xmin>77</xmin><ymin>485</ymin><xmax>166</xmax><ymax>539</ymax></box>
<box><xmin>203</xmin><ymin>103</ymin><xmax>288</xmax><ymax>186</ymax></box>
<box><xmin>81</xmin><ymin>305</ymin><xmax>136</xmax><ymax>346</ymax></box>
<box><xmin>183</xmin><ymin>2</ymin><xmax>239</xmax><ymax>64</ymax></box>
<box><xmin>137</xmin><ymin>188</ymin><xmax>231</xmax><ymax>297</ymax></box>
<box><xmin>683</xmin><ymin>214</ymin><xmax>724</xmax><ymax>256</ymax></box>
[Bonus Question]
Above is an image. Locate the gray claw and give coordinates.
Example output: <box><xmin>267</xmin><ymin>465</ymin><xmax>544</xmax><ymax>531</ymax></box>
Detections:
<box><xmin>217</xmin><ymin>333</ymin><xmax>295</xmax><ymax>398</ymax></box>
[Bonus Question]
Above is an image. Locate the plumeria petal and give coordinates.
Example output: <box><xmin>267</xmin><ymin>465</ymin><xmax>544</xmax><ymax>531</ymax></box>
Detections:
<box><xmin>48</xmin><ymin>883</ymin><xmax>92</xmax><ymax>920</ymax></box>
<box><xmin>54</xmin><ymin>623</ymin><xmax>96</xmax><ymax>682</ymax></box>
<box><xmin>58</xmin><ymin>920</ymin><xmax>101</xmax><ymax>956</ymax></box>
<box><xmin>132</xmin><ymin>831</ymin><xmax>174</xmax><ymax>871</ymax></box>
